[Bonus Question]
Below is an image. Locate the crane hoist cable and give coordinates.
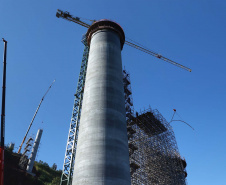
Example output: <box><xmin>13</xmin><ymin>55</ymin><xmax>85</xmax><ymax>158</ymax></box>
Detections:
<box><xmin>56</xmin><ymin>9</ymin><xmax>192</xmax><ymax>72</ymax></box>
<box><xmin>170</xmin><ymin>109</ymin><xmax>194</xmax><ymax>130</ymax></box>
<box><xmin>17</xmin><ymin>80</ymin><xmax>55</xmax><ymax>154</ymax></box>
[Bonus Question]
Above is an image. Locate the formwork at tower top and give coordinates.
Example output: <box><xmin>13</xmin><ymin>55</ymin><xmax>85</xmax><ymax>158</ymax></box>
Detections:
<box><xmin>123</xmin><ymin>70</ymin><xmax>187</xmax><ymax>185</ymax></box>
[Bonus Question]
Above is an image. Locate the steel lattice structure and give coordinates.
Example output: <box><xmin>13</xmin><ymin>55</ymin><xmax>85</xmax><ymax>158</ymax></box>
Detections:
<box><xmin>60</xmin><ymin>36</ymin><xmax>89</xmax><ymax>185</ymax></box>
<box><xmin>19</xmin><ymin>137</ymin><xmax>33</xmax><ymax>170</ymax></box>
<box><xmin>123</xmin><ymin>70</ymin><xmax>187</xmax><ymax>185</ymax></box>
<box><xmin>129</xmin><ymin>109</ymin><xmax>187</xmax><ymax>185</ymax></box>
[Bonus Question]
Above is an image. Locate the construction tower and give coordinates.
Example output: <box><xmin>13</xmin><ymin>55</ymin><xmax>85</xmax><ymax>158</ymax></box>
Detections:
<box><xmin>56</xmin><ymin>10</ymin><xmax>191</xmax><ymax>185</ymax></box>
<box><xmin>19</xmin><ymin>137</ymin><xmax>33</xmax><ymax>170</ymax></box>
<box><xmin>71</xmin><ymin>20</ymin><xmax>131</xmax><ymax>185</ymax></box>
<box><xmin>27</xmin><ymin>129</ymin><xmax>43</xmax><ymax>173</ymax></box>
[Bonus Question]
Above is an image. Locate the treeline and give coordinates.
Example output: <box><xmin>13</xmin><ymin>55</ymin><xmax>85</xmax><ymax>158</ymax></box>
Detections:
<box><xmin>4</xmin><ymin>148</ymin><xmax>61</xmax><ymax>185</ymax></box>
<box><xmin>35</xmin><ymin>160</ymin><xmax>61</xmax><ymax>185</ymax></box>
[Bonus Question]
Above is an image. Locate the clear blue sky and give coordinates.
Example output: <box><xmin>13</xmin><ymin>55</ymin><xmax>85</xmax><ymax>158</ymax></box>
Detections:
<box><xmin>1</xmin><ymin>0</ymin><xmax>226</xmax><ymax>184</ymax></box>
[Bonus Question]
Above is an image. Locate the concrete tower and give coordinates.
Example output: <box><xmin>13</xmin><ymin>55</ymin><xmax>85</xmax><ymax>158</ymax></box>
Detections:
<box><xmin>27</xmin><ymin>129</ymin><xmax>43</xmax><ymax>173</ymax></box>
<box><xmin>72</xmin><ymin>20</ymin><xmax>131</xmax><ymax>185</ymax></box>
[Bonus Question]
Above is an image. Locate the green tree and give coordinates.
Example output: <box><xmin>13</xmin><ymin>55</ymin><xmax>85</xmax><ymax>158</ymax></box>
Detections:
<box><xmin>45</xmin><ymin>177</ymin><xmax>60</xmax><ymax>185</ymax></box>
<box><xmin>51</xmin><ymin>163</ymin><xmax>57</xmax><ymax>170</ymax></box>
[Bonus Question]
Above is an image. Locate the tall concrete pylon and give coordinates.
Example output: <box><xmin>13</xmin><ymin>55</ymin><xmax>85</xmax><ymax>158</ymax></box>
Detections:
<box><xmin>27</xmin><ymin>129</ymin><xmax>43</xmax><ymax>173</ymax></box>
<box><xmin>72</xmin><ymin>20</ymin><xmax>131</xmax><ymax>185</ymax></box>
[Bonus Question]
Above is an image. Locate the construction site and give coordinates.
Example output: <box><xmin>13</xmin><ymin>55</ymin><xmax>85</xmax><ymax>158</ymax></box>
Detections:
<box><xmin>0</xmin><ymin>8</ymin><xmax>190</xmax><ymax>185</ymax></box>
<box><xmin>56</xmin><ymin>10</ymin><xmax>189</xmax><ymax>185</ymax></box>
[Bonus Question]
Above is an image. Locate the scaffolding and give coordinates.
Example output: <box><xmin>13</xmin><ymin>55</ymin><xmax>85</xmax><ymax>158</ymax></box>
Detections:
<box><xmin>19</xmin><ymin>136</ymin><xmax>33</xmax><ymax>170</ymax></box>
<box><xmin>123</xmin><ymin>70</ymin><xmax>187</xmax><ymax>185</ymax></box>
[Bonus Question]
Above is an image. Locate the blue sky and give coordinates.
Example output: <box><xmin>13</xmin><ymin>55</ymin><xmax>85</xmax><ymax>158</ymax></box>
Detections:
<box><xmin>1</xmin><ymin>0</ymin><xmax>226</xmax><ymax>184</ymax></box>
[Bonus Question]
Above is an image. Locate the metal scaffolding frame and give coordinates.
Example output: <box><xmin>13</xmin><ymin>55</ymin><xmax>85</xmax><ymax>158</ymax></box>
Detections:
<box><xmin>60</xmin><ymin>36</ymin><xmax>89</xmax><ymax>185</ymax></box>
<box><xmin>19</xmin><ymin>137</ymin><xmax>33</xmax><ymax>170</ymax></box>
<box><xmin>123</xmin><ymin>70</ymin><xmax>187</xmax><ymax>185</ymax></box>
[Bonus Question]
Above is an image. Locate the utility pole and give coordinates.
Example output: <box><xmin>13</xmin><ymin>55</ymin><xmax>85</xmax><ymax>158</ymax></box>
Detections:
<box><xmin>0</xmin><ymin>38</ymin><xmax>7</xmax><ymax>185</ymax></box>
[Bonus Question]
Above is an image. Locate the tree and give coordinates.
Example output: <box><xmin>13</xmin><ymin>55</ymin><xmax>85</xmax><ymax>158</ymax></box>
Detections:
<box><xmin>39</xmin><ymin>160</ymin><xmax>44</xmax><ymax>164</ymax></box>
<box><xmin>45</xmin><ymin>177</ymin><xmax>60</xmax><ymax>185</ymax></box>
<box><xmin>51</xmin><ymin>163</ymin><xmax>57</xmax><ymax>170</ymax></box>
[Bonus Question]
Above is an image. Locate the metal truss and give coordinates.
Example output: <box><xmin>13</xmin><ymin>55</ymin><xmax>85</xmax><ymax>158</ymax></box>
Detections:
<box><xmin>19</xmin><ymin>137</ymin><xmax>33</xmax><ymax>170</ymax></box>
<box><xmin>60</xmin><ymin>36</ymin><xmax>89</xmax><ymax>185</ymax></box>
<box><xmin>123</xmin><ymin>69</ymin><xmax>187</xmax><ymax>185</ymax></box>
<box><xmin>128</xmin><ymin>108</ymin><xmax>187</xmax><ymax>185</ymax></box>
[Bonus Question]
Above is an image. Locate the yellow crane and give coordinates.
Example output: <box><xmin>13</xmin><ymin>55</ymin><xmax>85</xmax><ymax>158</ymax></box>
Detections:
<box><xmin>17</xmin><ymin>80</ymin><xmax>55</xmax><ymax>154</ymax></box>
<box><xmin>56</xmin><ymin>9</ymin><xmax>192</xmax><ymax>72</ymax></box>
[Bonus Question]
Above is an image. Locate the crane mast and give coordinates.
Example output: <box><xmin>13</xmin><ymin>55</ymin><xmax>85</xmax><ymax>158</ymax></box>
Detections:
<box><xmin>60</xmin><ymin>37</ymin><xmax>89</xmax><ymax>185</ymax></box>
<box><xmin>56</xmin><ymin>9</ymin><xmax>192</xmax><ymax>72</ymax></box>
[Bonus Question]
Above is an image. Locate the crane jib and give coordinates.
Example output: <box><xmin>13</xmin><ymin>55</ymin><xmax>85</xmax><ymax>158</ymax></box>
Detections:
<box><xmin>17</xmin><ymin>80</ymin><xmax>55</xmax><ymax>154</ymax></box>
<box><xmin>56</xmin><ymin>9</ymin><xmax>192</xmax><ymax>72</ymax></box>
<box><xmin>125</xmin><ymin>41</ymin><xmax>192</xmax><ymax>72</ymax></box>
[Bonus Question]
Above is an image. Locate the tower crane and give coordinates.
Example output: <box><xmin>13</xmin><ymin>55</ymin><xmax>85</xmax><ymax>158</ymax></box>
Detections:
<box><xmin>56</xmin><ymin>9</ymin><xmax>192</xmax><ymax>185</ymax></box>
<box><xmin>56</xmin><ymin>9</ymin><xmax>192</xmax><ymax>72</ymax></box>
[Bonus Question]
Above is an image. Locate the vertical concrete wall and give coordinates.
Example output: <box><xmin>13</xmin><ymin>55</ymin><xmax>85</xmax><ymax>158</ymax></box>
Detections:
<box><xmin>27</xmin><ymin>129</ymin><xmax>43</xmax><ymax>173</ymax></box>
<box><xmin>72</xmin><ymin>28</ymin><xmax>131</xmax><ymax>185</ymax></box>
